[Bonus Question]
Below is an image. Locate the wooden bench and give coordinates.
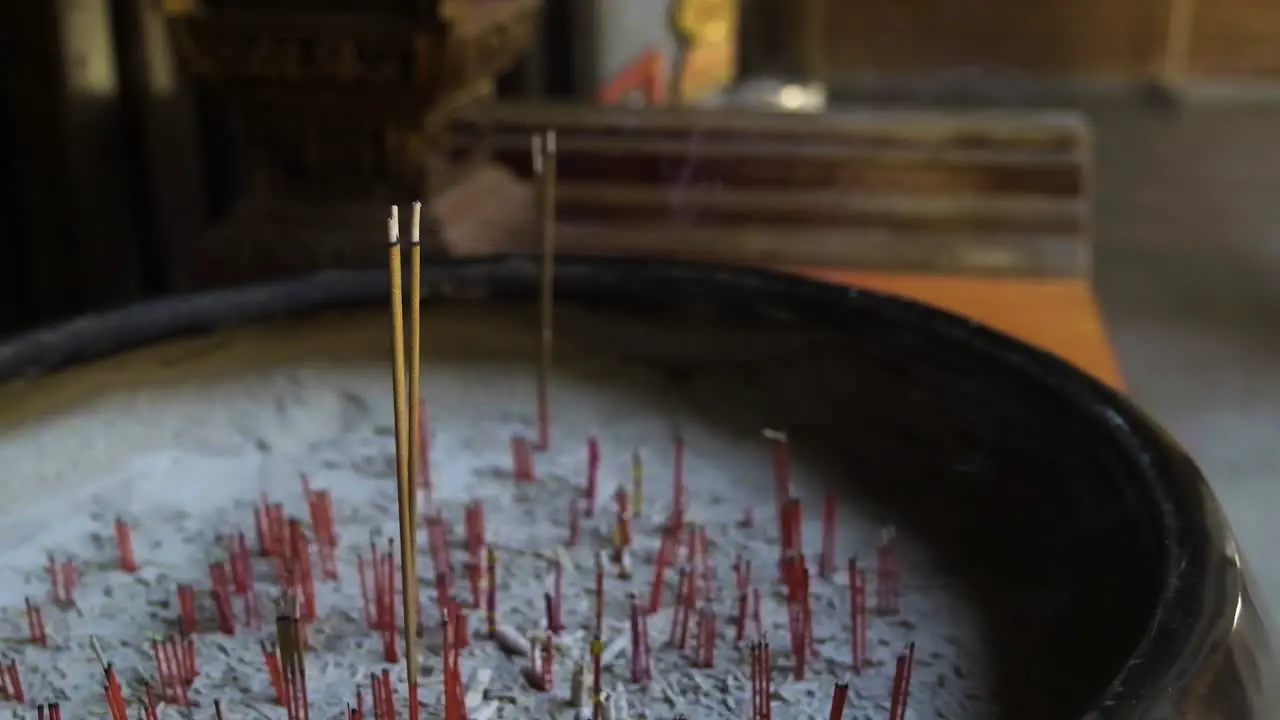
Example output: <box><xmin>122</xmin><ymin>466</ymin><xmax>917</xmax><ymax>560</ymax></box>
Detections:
<box><xmin>450</xmin><ymin>102</ymin><xmax>1093</xmax><ymax>276</ymax></box>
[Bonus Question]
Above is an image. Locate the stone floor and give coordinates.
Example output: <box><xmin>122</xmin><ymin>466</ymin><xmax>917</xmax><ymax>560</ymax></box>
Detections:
<box><xmin>1087</xmin><ymin>99</ymin><xmax>1280</xmax><ymax>621</ymax></box>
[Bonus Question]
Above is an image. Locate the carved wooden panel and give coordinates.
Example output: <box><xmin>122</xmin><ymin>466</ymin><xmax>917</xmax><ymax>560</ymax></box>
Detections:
<box><xmin>169</xmin><ymin>1</ymin><xmax>540</xmax><ymax>91</ymax></box>
<box><xmin>211</xmin><ymin>0</ymin><xmax>409</xmax><ymax>12</ymax></box>
<box><xmin>446</xmin><ymin>0</ymin><xmax>541</xmax><ymax>86</ymax></box>
<box><xmin>172</xmin><ymin>19</ymin><xmax>426</xmax><ymax>84</ymax></box>
<box><xmin>158</xmin><ymin>0</ymin><xmax>540</xmax><ymax>199</ymax></box>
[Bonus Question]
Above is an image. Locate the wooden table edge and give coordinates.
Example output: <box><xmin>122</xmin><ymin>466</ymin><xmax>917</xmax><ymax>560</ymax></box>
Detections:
<box><xmin>789</xmin><ymin>268</ymin><xmax>1125</xmax><ymax>391</ymax></box>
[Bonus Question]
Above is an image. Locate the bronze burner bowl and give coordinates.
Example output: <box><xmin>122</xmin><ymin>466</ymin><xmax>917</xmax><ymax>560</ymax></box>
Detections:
<box><xmin>0</xmin><ymin>257</ymin><xmax>1273</xmax><ymax>718</ymax></box>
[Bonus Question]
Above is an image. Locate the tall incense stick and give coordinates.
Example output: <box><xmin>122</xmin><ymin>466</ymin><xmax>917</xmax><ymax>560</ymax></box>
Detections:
<box><xmin>534</xmin><ymin>130</ymin><xmax>558</xmax><ymax>450</ymax></box>
<box><xmin>409</xmin><ymin>202</ymin><xmax>423</xmax><ymax>514</ymax></box>
<box><xmin>407</xmin><ymin>200</ymin><xmax>423</xmax><ymax>704</ymax></box>
<box><xmin>386</xmin><ymin>207</ymin><xmax>420</xmax><ymax>700</ymax></box>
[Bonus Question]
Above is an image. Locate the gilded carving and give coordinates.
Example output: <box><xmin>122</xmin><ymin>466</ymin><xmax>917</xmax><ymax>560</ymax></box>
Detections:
<box><xmin>671</xmin><ymin>0</ymin><xmax>738</xmax><ymax>103</ymax></box>
<box><xmin>673</xmin><ymin>0</ymin><xmax>735</xmax><ymax>44</ymax></box>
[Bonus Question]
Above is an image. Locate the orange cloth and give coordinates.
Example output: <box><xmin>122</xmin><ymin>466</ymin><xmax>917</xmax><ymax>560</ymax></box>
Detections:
<box><xmin>792</xmin><ymin>269</ymin><xmax>1124</xmax><ymax>390</ymax></box>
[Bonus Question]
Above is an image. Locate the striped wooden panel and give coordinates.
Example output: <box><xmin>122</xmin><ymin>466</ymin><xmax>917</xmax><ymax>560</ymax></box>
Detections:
<box><xmin>452</xmin><ymin>103</ymin><xmax>1092</xmax><ymax>276</ymax></box>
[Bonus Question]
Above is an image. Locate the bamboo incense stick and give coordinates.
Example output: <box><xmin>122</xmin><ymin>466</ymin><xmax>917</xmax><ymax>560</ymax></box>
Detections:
<box><xmin>387</xmin><ymin>207</ymin><xmax>420</xmax><ymax>698</ymax></box>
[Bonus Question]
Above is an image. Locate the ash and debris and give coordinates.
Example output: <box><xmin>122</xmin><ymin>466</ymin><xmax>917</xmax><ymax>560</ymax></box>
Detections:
<box><xmin>0</xmin><ymin>308</ymin><xmax>996</xmax><ymax>719</ymax></box>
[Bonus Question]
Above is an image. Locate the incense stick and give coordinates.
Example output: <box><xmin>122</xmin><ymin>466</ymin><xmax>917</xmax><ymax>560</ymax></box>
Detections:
<box><xmin>409</xmin><ymin>199</ymin><xmax>425</xmax><ymax>502</ymax></box>
<box><xmin>534</xmin><ymin>130</ymin><xmax>557</xmax><ymax>450</ymax></box>
<box><xmin>386</xmin><ymin>207</ymin><xmax>419</xmax><ymax>694</ymax></box>
<box><xmin>407</xmin><ymin>200</ymin><xmax>423</xmax><ymax>697</ymax></box>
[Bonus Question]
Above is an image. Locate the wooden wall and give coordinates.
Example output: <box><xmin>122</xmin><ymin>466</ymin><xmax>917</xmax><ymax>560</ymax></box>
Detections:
<box><xmin>776</xmin><ymin>0</ymin><xmax>1280</xmax><ymax>85</ymax></box>
<box><xmin>824</xmin><ymin>0</ymin><xmax>1163</xmax><ymax>79</ymax></box>
<box><xmin>1190</xmin><ymin>0</ymin><xmax>1280</xmax><ymax>77</ymax></box>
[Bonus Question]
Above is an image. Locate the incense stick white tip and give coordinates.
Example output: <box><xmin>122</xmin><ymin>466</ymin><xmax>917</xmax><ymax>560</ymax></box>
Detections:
<box><xmin>464</xmin><ymin>667</ymin><xmax>493</xmax><ymax>710</ymax></box>
<box><xmin>570</xmin><ymin>663</ymin><xmax>588</xmax><ymax>708</ymax></box>
<box><xmin>89</xmin><ymin>634</ymin><xmax>108</xmax><ymax>669</ymax></box>
<box><xmin>600</xmin><ymin>691</ymin><xmax>618</xmax><ymax>720</ymax></box>
<box><xmin>531</xmin><ymin>134</ymin><xmax>543</xmax><ymax>175</ymax></box>
<box><xmin>471</xmin><ymin>700</ymin><xmax>500</xmax><ymax>720</ymax></box>
<box><xmin>410</xmin><ymin>201</ymin><xmax>422</xmax><ymax>246</ymax></box>
<box><xmin>601</xmin><ymin>633</ymin><xmax>630</xmax><ymax>664</ymax></box>
<box><xmin>762</xmin><ymin>428</ymin><xmax>788</xmax><ymax>442</ymax></box>
<box><xmin>545</xmin><ymin>129</ymin><xmax>557</xmax><ymax>155</ymax></box>
<box><xmin>493</xmin><ymin>624</ymin><xmax>532</xmax><ymax>656</ymax></box>
<box><xmin>388</xmin><ymin>206</ymin><xmax>400</xmax><ymax>245</ymax></box>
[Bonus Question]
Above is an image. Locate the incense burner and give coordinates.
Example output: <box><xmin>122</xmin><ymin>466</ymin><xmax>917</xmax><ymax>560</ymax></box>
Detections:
<box><xmin>0</xmin><ymin>258</ymin><xmax>1273</xmax><ymax>718</ymax></box>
